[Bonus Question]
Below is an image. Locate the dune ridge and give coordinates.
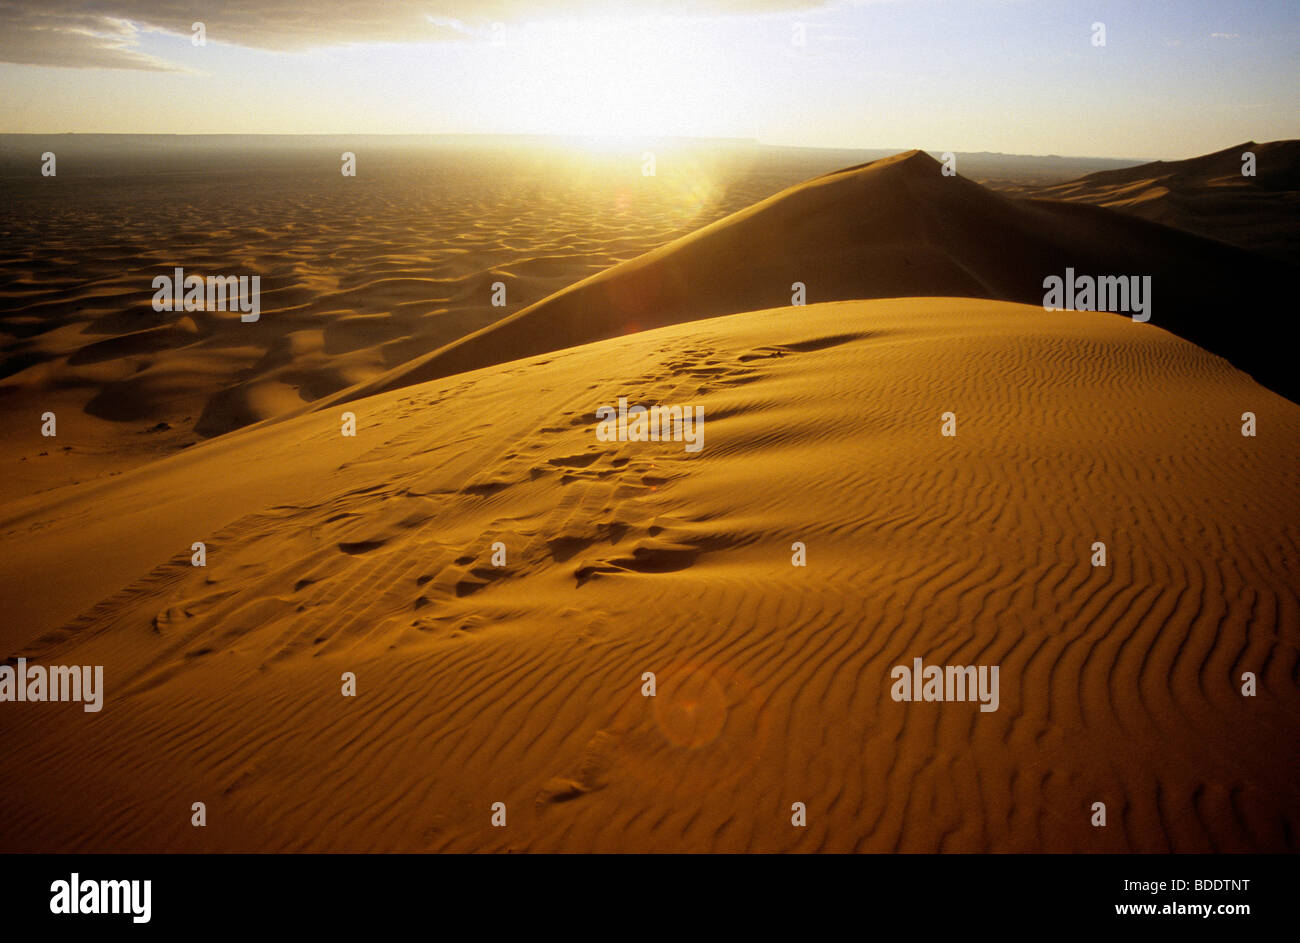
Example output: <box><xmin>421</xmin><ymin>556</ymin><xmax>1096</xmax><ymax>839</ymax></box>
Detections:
<box><xmin>310</xmin><ymin>150</ymin><xmax>1299</xmax><ymax>413</ymax></box>
<box><xmin>1001</xmin><ymin>140</ymin><xmax>1300</xmax><ymax>263</ymax></box>
<box><xmin>5</xmin><ymin>143</ymin><xmax>1295</xmax><ymax>511</ymax></box>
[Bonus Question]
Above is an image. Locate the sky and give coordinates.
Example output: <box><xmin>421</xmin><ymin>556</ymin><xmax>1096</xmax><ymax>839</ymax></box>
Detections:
<box><xmin>0</xmin><ymin>0</ymin><xmax>1297</xmax><ymax>159</ymax></box>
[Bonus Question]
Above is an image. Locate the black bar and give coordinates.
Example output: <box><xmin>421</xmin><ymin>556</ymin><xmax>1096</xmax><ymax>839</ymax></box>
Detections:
<box><xmin>5</xmin><ymin>853</ymin><xmax>1288</xmax><ymax>932</ymax></box>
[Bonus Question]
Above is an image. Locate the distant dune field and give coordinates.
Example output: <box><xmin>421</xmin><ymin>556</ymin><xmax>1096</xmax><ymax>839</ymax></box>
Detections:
<box><xmin>995</xmin><ymin>140</ymin><xmax>1300</xmax><ymax>265</ymax></box>
<box><xmin>0</xmin><ymin>140</ymin><xmax>1164</xmax><ymax>503</ymax></box>
<box><xmin>0</xmin><ymin>140</ymin><xmax>861</xmax><ymax>501</ymax></box>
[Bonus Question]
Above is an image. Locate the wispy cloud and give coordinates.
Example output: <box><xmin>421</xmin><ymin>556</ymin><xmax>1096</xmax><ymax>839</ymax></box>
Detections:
<box><xmin>0</xmin><ymin>0</ymin><xmax>826</xmax><ymax>70</ymax></box>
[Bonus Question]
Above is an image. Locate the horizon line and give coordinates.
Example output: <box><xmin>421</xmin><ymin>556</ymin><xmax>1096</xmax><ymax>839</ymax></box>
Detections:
<box><xmin>0</xmin><ymin>131</ymin><xmax>1188</xmax><ymax>164</ymax></box>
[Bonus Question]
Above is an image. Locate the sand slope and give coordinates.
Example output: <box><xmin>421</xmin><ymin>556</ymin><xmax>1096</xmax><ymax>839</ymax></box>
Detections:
<box><xmin>1</xmin><ymin>297</ymin><xmax>1296</xmax><ymax>852</ymax></box>
<box><xmin>323</xmin><ymin>151</ymin><xmax>1299</xmax><ymax>411</ymax></box>
<box><xmin>1003</xmin><ymin>140</ymin><xmax>1300</xmax><ymax>264</ymax></box>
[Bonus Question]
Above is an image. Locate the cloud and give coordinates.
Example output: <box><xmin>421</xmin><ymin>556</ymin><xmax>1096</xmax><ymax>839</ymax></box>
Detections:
<box><xmin>1210</xmin><ymin>32</ymin><xmax>1240</xmax><ymax>39</ymax></box>
<box><xmin>0</xmin><ymin>1</ymin><xmax>824</xmax><ymax>71</ymax></box>
<box><xmin>0</xmin><ymin>6</ymin><xmax>185</xmax><ymax>71</ymax></box>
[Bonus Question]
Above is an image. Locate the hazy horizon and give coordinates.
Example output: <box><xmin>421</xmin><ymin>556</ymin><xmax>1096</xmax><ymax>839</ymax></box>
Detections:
<box><xmin>2</xmin><ymin>1</ymin><xmax>1297</xmax><ymax>159</ymax></box>
<box><xmin>2</xmin><ymin>130</ymin><xmax>1175</xmax><ymax>163</ymax></box>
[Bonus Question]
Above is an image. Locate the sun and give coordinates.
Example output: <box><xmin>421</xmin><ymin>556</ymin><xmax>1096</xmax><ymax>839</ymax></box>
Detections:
<box><xmin>483</xmin><ymin>14</ymin><xmax>735</xmax><ymax>139</ymax></box>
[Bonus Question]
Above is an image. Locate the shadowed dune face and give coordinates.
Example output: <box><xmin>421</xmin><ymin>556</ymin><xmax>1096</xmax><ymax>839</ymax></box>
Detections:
<box><xmin>335</xmin><ymin>150</ymin><xmax>1300</xmax><ymax>410</ymax></box>
<box><xmin>999</xmin><ymin>140</ymin><xmax>1300</xmax><ymax>265</ymax></box>
<box><xmin>0</xmin><ymin>299</ymin><xmax>1296</xmax><ymax>852</ymax></box>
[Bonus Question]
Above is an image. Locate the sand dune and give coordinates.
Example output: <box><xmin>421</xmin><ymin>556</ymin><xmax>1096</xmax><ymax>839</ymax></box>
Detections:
<box><xmin>1</xmin><ymin>297</ymin><xmax>1296</xmax><ymax>852</ymax></box>
<box><xmin>1000</xmin><ymin>140</ymin><xmax>1300</xmax><ymax>264</ymax></box>
<box><xmin>319</xmin><ymin>150</ymin><xmax>1298</xmax><ymax>412</ymax></box>
<box><xmin>3</xmin><ymin>143</ymin><xmax>1298</xmax><ymax>854</ymax></box>
<box><xmin>5</xmin><ymin>143</ymin><xmax>1293</xmax><ymax>511</ymax></box>
<box><xmin>0</xmin><ymin>141</ymin><xmax>845</xmax><ymax>502</ymax></box>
